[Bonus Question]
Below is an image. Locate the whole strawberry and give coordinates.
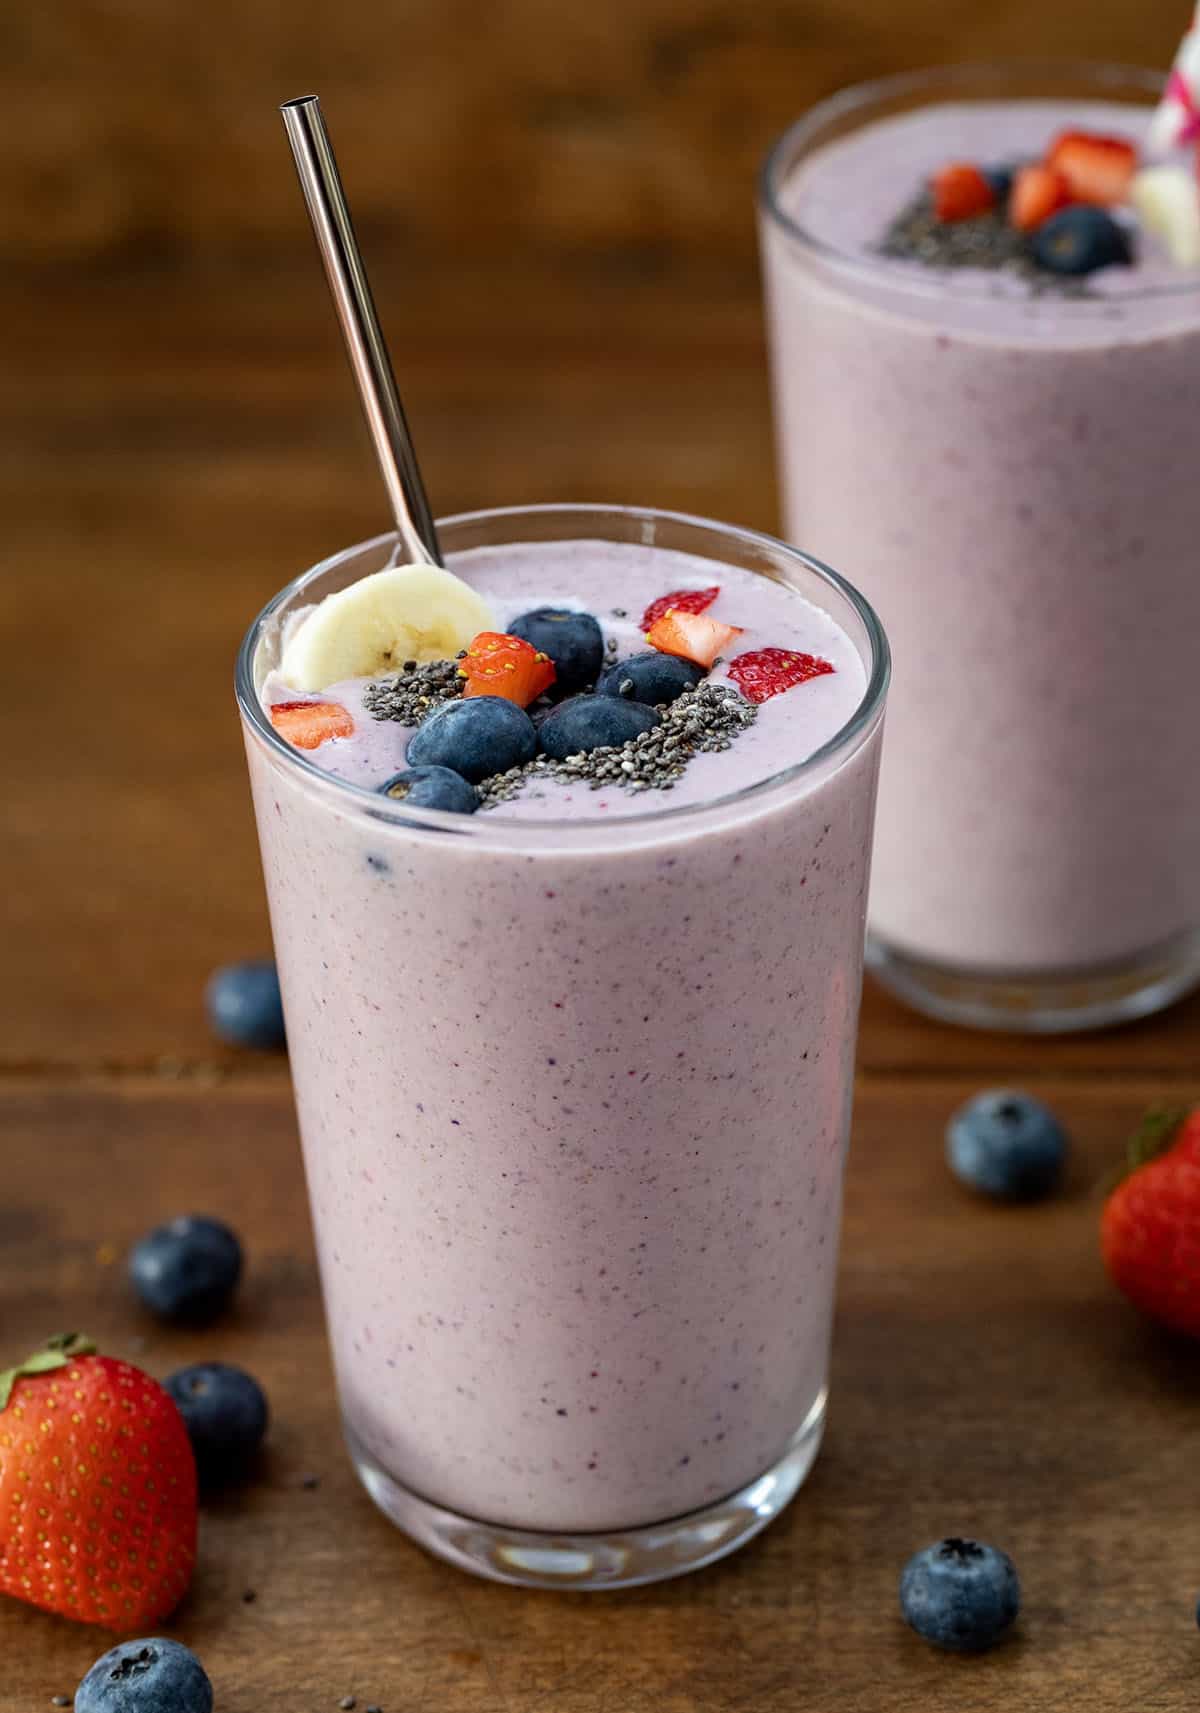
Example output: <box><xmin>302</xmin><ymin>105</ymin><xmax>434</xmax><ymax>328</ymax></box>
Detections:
<box><xmin>1101</xmin><ymin>1107</ymin><xmax>1200</xmax><ymax>1340</ymax></box>
<box><xmin>0</xmin><ymin>1334</ymin><xmax>197</xmax><ymax>1627</ymax></box>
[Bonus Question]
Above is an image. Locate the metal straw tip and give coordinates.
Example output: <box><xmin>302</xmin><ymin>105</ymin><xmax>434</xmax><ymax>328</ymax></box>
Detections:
<box><xmin>280</xmin><ymin>94</ymin><xmax>320</xmax><ymax>113</ymax></box>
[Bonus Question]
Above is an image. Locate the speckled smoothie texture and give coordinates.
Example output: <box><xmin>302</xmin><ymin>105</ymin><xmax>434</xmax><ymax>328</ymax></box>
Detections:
<box><xmin>762</xmin><ymin>99</ymin><xmax>1200</xmax><ymax>972</ymax></box>
<box><xmin>243</xmin><ymin>536</ymin><xmax>883</xmax><ymax>1532</ymax></box>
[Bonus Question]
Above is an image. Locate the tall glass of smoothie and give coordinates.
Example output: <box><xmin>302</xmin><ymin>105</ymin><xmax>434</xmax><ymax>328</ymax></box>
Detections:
<box><xmin>236</xmin><ymin>503</ymin><xmax>887</xmax><ymax>1588</ymax></box>
<box><xmin>760</xmin><ymin>62</ymin><xmax>1200</xmax><ymax>1031</ymax></box>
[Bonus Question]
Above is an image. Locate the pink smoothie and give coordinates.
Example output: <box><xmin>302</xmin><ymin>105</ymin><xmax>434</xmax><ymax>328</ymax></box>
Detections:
<box><xmin>241</xmin><ymin>519</ymin><xmax>885</xmax><ymax>1534</ymax></box>
<box><xmin>762</xmin><ymin>94</ymin><xmax>1200</xmax><ymax>979</ymax></box>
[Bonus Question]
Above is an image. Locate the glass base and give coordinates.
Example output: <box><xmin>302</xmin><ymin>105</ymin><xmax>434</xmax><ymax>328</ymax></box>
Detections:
<box><xmin>346</xmin><ymin>1389</ymin><xmax>826</xmax><ymax>1590</ymax></box>
<box><xmin>867</xmin><ymin>927</ymin><xmax>1200</xmax><ymax>1034</ymax></box>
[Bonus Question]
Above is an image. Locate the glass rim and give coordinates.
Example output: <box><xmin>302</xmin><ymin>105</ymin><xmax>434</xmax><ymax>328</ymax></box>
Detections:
<box><xmin>757</xmin><ymin>57</ymin><xmax>1200</xmax><ymax>310</ymax></box>
<box><xmin>234</xmin><ymin>501</ymin><xmax>890</xmax><ymax>845</ymax></box>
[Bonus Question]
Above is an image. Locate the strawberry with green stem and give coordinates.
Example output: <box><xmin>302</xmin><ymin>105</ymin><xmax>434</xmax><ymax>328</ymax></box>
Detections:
<box><xmin>1101</xmin><ymin>1107</ymin><xmax>1200</xmax><ymax>1340</ymax></box>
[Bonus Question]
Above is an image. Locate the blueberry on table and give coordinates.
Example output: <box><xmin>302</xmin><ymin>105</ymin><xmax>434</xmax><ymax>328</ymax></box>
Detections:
<box><xmin>129</xmin><ymin>1214</ymin><xmax>243</xmax><ymax>1325</ymax></box>
<box><xmin>378</xmin><ymin>765</ymin><xmax>479</xmax><ymax>814</ymax></box>
<box><xmin>407</xmin><ymin>696</ymin><xmax>538</xmax><ymax>783</ymax></box>
<box><xmin>165</xmin><ymin>1362</ymin><xmax>269</xmax><ymax>1488</ymax></box>
<box><xmin>539</xmin><ymin>695</ymin><xmax>661</xmax><ymax>759</ymax></box>
<box><xmin>75</xmin><ymin>1638</ymin><xmax>213</xmax><ymax>1713</ymax></box>
<box><xmin>509</xmin><ymin>607</ymin><xmax>604</xmax><ymax>692</ymax></box>
<box><xmin>205</xmin><ymin>959</ymin><xmax>285</xmax><ymax>1050</ymax></box>
<box><xmin>597</xmin><ymin>651</ymin><xmax>704</xmax><ymax>706</ymax></box>
<box><xmin>900</xmin><ymin>1537</ymin><xmax>1020</xmax><ymax>1652</ymax></box>
<box><xmin>1032</xmin><ymin>205</ymin><xmax>1134</xmax><ymax>276</ymax></box>
<box><xmin>946</xmin><ymin>1090</ymin><xmax>1066</xmax><ymax>1201</ymax></box>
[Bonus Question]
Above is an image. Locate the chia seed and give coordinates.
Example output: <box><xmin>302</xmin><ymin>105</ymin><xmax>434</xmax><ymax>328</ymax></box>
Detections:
<box><xmin>363</xmin><ymin>658</ymin><xmax>464</xmax><ymax>724</ymax></box>
<box><xmin>877</xmin><ymin>189</ymin><xmax>1091</xmax><ymax>296</ymax></box>
<box><xmin>476</xmin><ymin>680</ymin><xmax>757</xmax><ymax>808</ymax></box>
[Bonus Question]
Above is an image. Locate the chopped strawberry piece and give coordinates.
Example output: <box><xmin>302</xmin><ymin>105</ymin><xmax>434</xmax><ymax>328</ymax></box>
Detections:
<box><xmin>640</xmin><ymin>586</ymin><xmax>720</xmax><ymax>632</ymax></box>
<box><xmin>645</xmin><ymin>609</ymin><xmax>743</xmax><ymax>669</ymax></box>
<box><xmin>932</xmin><ymin>162</ymin><xmax>997</xmax><ymax>222</ymax></box>
<box><xmin>269</xmin><ymin>700</ymin><xmax>355</xmax><ymax>749</ymax></box>
<box><xmin>458</xmin><ymin>631</ymin><xmax>556</xmax><ymax>706</ymax></box>
<box><xmin>1010</xmin><ymin>163</ymin><xmax>1073</xmax><ymax>231</ymax></box>
<box><xmin>728</xmin><ymin>647</ymin><xmax>835</xmax><ymax>704</ymax></box>
<box><xmin>1047</xmin><ymin>131</ymin><xmax>1137</xmax><ymax>207</ymax></box>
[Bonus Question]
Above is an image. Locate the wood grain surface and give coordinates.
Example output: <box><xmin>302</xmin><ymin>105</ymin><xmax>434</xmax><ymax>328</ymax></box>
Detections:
<box><xmin>5</xmin><ymin>2</ymin><xmax>1200</xmax><ymax>1703</ymax></box>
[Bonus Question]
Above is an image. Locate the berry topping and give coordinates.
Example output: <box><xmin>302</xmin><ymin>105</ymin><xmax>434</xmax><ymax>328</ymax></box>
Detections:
<box><xmin>0</xmin><ymin>1335</ymin><xmax>198</xmax><ymax>1628</ymax></box>
<box><xmin>407</xmin><ymin>695</ymin><xmax>538</xmax><ymax>783</ymax></box>
<box><xmin>945</xmin><ymin>1090</ymin><xmax>1067</xmax><ymax>1201</ymax></box>
<box><xmin>205</xmin><ymin>959</ymin><xmax>286</xmax><ymax>1050</ymax></box>
<box><xmin>931</xmin><ymin>162</ymin><xmax>997</xmax><ymax>222</ymax></box>
<box><xmin>458</xmin><ymin>631</ymin><xmax>556</xmax><ymax>707</ymax></box>
<box><xmin>508</xmin><ymin>608</ymin><xmax>605</xmax><ymax>692</ymax></box>
<box><xmin>129</xmin><ymin>1214</ymin><xmax>244</xmax><ymax>1325</ymax></box>
<box><xmin>900</xmin><ymin>1538</ymin><xmax>1021</xmax><ymax>1653</ymax></box>
<box><xmin>76</xmin><ymin>1638</ymin><xmax>213</xmax><ymax>1713</ymax></box>
<box><xmin>640</xmin><ymin>585</ymin><xmax>720</xmax><ymax>632</ymax></box>
<box><xmin>981</xmin><ymin>161</ymin><xmax>1016</xmax><ymax>206</ymax></box>
<box><xmin>538</xmin><ymin>696</ymin><xmax>662</xmax><ymax>760</ymax></box>
<box><xmin>645</xmin><ymin>610</ymin><xmax>743</xmax><ymax>670</ymax></box>
<box><xmin>727</xmin><ymin>647</ymin><xmax>834</xmax><ymax>704</ymax></box>
<box><xmin>164</xmin><ymin>1363</ymin><xmax>269</xmax><ymax>1491</ymax></box>
<box><xmin>596</xmin><ymin>651</ymin><xmax>705</xmax><ymax>706</ymax></box>
<box><xmin>1032</xmin><ymin>206</ymin><xmax>1134</xmax><ymax>276</ymax></box>
<box><xmin>268</xmin><ymin>699</ymin><xmax>354</xmax><ymax>750</ymax></box>
<box><xmin>1009</xmin><ymin>162</ymin><xmax>1072</xmax><ymax>232</ymax></box>
<box><xmin>1046</xmin><ymin>130</ymin><xmax>1137</xmax><ymax>207</ymax></box>
<box><xmin>378</xmin><ymin>765</ymin><xmax>480</xmax><ymax>814</ymax></box>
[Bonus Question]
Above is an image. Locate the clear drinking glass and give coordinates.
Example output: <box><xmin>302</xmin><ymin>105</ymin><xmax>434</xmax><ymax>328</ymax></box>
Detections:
<box><xmin>236</xmin><ymin>503</ymin><xmax>888</xmax><ymax>1588</ymax></box>
<box><xmin>760</xmin><ymin>62</ymin><xmax>1200</xmax><ymax>1031</ymax></box>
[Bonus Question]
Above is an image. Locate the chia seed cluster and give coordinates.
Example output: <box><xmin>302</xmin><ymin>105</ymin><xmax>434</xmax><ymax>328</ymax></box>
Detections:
<box><xmin>362</xmin><ymin>657</ymin><xmax>464</xmax><ymax>723</ymax></box>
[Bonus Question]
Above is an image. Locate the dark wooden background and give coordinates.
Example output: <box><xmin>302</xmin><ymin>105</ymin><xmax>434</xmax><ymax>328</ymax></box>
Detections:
<box><xmin>5</xmin><ymin>3</ymin><xmax>1200</xmax><ymax>1709</ymax></box>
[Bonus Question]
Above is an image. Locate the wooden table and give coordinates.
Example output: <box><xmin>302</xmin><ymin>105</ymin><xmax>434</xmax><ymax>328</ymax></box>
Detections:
<box><xmin>4</xmin><ymin>258</ymin><xmax>1199</xmax><ymax>1711</ymax></box>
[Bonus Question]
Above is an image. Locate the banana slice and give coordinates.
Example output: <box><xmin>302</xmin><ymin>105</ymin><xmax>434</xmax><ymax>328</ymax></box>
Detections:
<box><xmin>279</xmin><ymin>562</ymin><xmax>496</xmax><ymax>691</ymax></box>
<box><xmin>1131</xmin><ymin>165</ymin><xmax>1200</xmax><ymax>268</ymax></box>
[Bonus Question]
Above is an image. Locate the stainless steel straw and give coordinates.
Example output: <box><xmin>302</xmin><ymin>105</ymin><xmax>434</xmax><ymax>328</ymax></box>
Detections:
<box><xmin>280</xmin><ymin>95</ymin><xmax>443</xmax><ymax>567</ymax></box>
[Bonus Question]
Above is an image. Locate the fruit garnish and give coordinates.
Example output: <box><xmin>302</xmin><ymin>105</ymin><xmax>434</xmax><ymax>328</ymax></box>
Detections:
<box><xmin>458</xmin><ymin>631</ymin><xmax>556</xmax><ymax>706</ymax></box>
<box><xmin>1100</xmin><ymin>1104</ymin><xmax>1200</xmax><ymax>1340</ymax></box>
<box><xmin>727</xmin><ymin>646</ymin><xmax>834</xmax><ymax>704</ymax></box>
<box><xmin>508</xmin><ymin>608</ymin><xmax>604</xmax><ymax>692</ymax></box>
<box><xmin>1031</xmin><ymin>207</ymin><xmax>1133</xmax><ymax>277</ymax></box>
<box><xmin>1131</xmin><ymin>164</ymin><xmax>1200</xmax><ymax>267</ymax></box>
<box><xmin>277</xmin><ymin>564</ymin><xmax>496</xmax><ymax>692</ymax></box>
<box><xmin>407</xmin><ymin>697</ymin><xmax>538</xmax><ymax>783</ymax></box>
<box><xmin>641</xmin><ymin>586</ymin><xmax>721</xmax><ymax>632</ymax></box>
<box><xmin>645</xmin><ymin>610</ymin><xmax>743</xmax><ymax>669</ymax></box>
<box><xmin>931</xmin><ymin>163</ymin><xmax>997</xmax><ymax>222</ymax></box>
<box><xmin>1046</xmin><ymin>131</ymin><xmax>1137</xmax><ymax>208</ymax></box>
<box><xmin>269</xmin><ymin>700</ymin><xmax>355</xmax><ymax>749</ymax></box>
<box><xmin>1010</xmin><ymin>163</ymin><xmax>1073</xmax><ymax>232</ymax></box>
<box><xmin>0</xmin><ymin>1334</ymin><xmax>198</xmax><ymax>1627</ymax></box>
<box><xmin>539</xmin><ymin>696</ymin><xmax>662</xmax><ymax>759</ymax></box>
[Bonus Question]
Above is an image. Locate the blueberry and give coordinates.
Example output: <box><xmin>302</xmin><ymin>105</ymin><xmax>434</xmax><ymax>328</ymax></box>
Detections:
<box><xmin>1032</xmin><ymin>205</ymin><xmax>1134</xmax><ymax>276</ymax></box>
<box><xmin>129</xmin><ymin>1215</ymin><xmax>242</xmax><ymax>1325</ymax></box>
<box><xmin>538</xmin><ymin>695</ymin><xmax>661</xmax><ymax>759</ymax></box>
<box><xmin>378</xmin><ymin>765</ymin><xmax>479</xmax><ymax>814</ymax></box>
<box><xmin>75</xmin><ymin>1638</ymin><xmax>212</xmax><ymax>1713</ymax></box>
<box><xmin>596</xmin><ymin>651</ymin><xmax>705</xmax><ymax>706</ymax></box>
<box><xmin>165</xmin><ymin>1362</ymin><xmax>268</xmax><ymax>1488</ymax></box>
<box><xmin>407</xmin><ymin>696</ymin><xmax>537</xmax><ymax>783</ymax></box>
<box><xmin>900</xmin><ymin>1538</ymin><xmax>1020</xmax><ymax>1652</ymax></box>
<box><xmin>946</xmin><ymin>1090</ymin><xmax>1066</xmax><ymax>1201</ymax></box>
<box><xmin>509</xmin><ymin>607</ymin><xmax>604</xmax><ymax>692</ymax></box>
<box><xmin>205</xmin><ymin>959</ymin><xmax>285</xmax><ymax>1050</ymax></box>
<box><xmin>982</xmin><ymin>162</ymin><xmax>1015</xmax><ymax>205</ymax></box>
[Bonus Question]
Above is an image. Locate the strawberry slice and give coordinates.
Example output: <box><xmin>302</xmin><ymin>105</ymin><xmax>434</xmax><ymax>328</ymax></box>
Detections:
<box><xmin>1047</xmin><ymin>131</ymin><xmax>1137</xmax><ymax>207</ymax></box>
<box><xmin>269</xmin><ymin>700</ymin><xmax>355</xmax><ymax>749</ymax></box>
<box><xmin>932</xmin><ymin>162</ymin><xmax>997</xmax><ymax>222</ymax></box>
<box><xmin>1010</xmin><ymin>163</ymin><xmax>1072</xmax><ymax>231</ymax></box>
<box><xmin>640</xmin><ymin>586</ymin><xmax>720</xmax><ymax>632</ymax></box>
<box><xmin>728</xmin><ymin>647</ymin><xmax>835</xmax><ymax>704</ymax></box>
<box><xmin>458</xmin><ymin>631</ymin><xmax>556</xmax><ymax>706</ymax></box>
<box><xmin>645</xmin><ymin>610</ymin><xmax>743</xmax><ymax>670</ymax></box>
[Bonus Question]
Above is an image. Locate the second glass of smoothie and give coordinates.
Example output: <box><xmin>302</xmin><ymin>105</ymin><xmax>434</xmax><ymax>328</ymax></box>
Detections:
<box><xmin>760</xmin><ymin>62</ymin><xmax>1200</xmax><ymax>1031</ymax></box>
<box><xmin>237</xmin><ymin>504</ymin><xmax>887</xmax><ymax>1588</ymax></box>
